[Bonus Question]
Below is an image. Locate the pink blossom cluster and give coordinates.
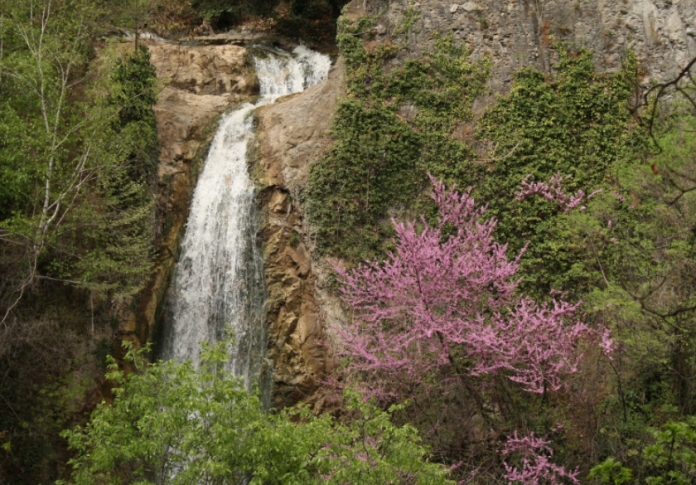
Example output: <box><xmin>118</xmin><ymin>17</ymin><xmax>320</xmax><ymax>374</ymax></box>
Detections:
<box><xmin>611</xmin><ymin>190</ymin><xmax>626</xmax><ymax>203</ymax></box>
<box><xmin>334</xmin><ymin>176</ymin><xmax>599</xmax><ymax>399</ymax></box>
<box><xmin>501</xmin><ymin>431</ymin><xmax>580</xmax><ymax>485</ymax></box>
<box><xmin>599</xmin><ymin>328</ymin><xmax>615</xmax><ymax>359</ymax></box>
<box><xmin>515</xmin><ymin>172</ymin><xmax>601</xmax><ymax>213</ymax></box>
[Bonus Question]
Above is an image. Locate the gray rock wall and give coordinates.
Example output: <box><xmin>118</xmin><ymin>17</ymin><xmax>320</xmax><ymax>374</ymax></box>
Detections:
<box><xmin>364</xmin><ymin>0</ymin><xmax>696</xmax><ymax>95</ymax></box>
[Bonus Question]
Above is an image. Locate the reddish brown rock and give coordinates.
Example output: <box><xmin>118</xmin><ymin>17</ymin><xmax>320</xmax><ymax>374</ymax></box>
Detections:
<box><xmin>117</xmin><ymin>39</ymin><xmax>257</xmax><ymax>351</ymax></box>
<box><xmin>252</xmin><ymin>58</ymin><xmax>347</xmax><ymax>410</ymax></box>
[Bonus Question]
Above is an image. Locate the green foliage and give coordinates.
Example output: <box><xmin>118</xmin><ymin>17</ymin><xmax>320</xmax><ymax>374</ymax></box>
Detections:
<box><xmin>60</xmin><ymin>340</ymin><xmax>453</xmax><ymax>485</ymax></box>
<box><xmin>0</xmin><ymin>4</ymin><xmax>158</xmax><ymax>481</ymax></box>
<box><xmin>41</xmin><ymin>43</ymin><xmax>158</xmax><ymax>297</ymax></box>
<box><xmin>0</xmin><ymin>0</ymin><xmax>94</xmax><ymax>221</ymax></box>
<box><xmin>273</xmin><ymin>0</ymin><xmax>344</xmax><ymax>45</ymax></box>
<box><xmin>112</xmin><ymin>46</ymin><xmax>157</xmax><ymax>128</ymax></box>
<box><xmin>289</xmin><ymin>229</ymin><xmax>300</xmax><ymax>248</ymax></box>
<box><xmin>578</xmin><ymin>102</ymin><xmax>696</xmax><ymax>425</ymax></box>
<box><xmin>554</xmin><ymin>89</ymin><xmax>696</xmax><ymax>480</ymax></box>
<box><xmin>590</xmin><ymin>419</ymin><xmax>696</xmax><ymax>485</ymax></box>
<box><xmin>140</xmin><ymin>0</ymin><xmax>347</xmax><ymax>42</ymax></box>
<box><xmin>392</xmin><ymin>3</ymin><xmax>419</xmax><ymax>40</ymax></box>
<box><xmin>306</xmin><ymin>26</ymin><xmax>639</xmax><ymax>275</ymax></box>
<box><xmin>0</xmin><ymin>0</ymin><xmax>158</xmax><ymax>301</ymax></box>
<box><xmin>179</xmin><ymin>0</ymin><xmax>276</xmax><ymax>26</ymax></box>
<box><xmin>475</xmin><ymin>45</ymin><xmax>643</xmax><ymax>299</ymax></box>
<box><xmin>643</xmin><ymin>420</ymin><xmax>696</xmax><ymax>484</ymax></box>
<box><xmin>588</xmin><ymin>457</ymin><xmax>633</xmax><ymax>484</ymax></box>
<box><xmin>0</xmin><ymin>100</ymin><xmax>32</xmax><ymax>220</ymax></box>
<box><xmin>306</xmin><ymin>13</ymin><xmax>489</xmax><ymax>261</ymax></box>
<box><xmin>0</xmin><ymin>329</ymin><xmax>95</xmax><ymax>485</ymax></box>
<box><xmin>55</xmin><ymin>178</ymin><xmax>154</xmax><ymax>296</ymax></box>
<box><xmin>110</xmin><ymin>44</ymin><xmax>158</xmax><ymax>186</ymax></box>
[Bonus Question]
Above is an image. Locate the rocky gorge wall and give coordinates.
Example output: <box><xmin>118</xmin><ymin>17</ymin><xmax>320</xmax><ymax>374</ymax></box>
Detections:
<box><xmin>251</xmin><ymin>58</ymin><xmax>346</xmax><ymax>410</ymax></box>
<box><xmin>362</xmin><ymin>0</ymin><xmax>696</xmax><ymax>99</ymax></box>
<box><xmin>116</xmin><ymin>39</ymin><xmax>258</xmax><ymax>355</ymax></box>
<box><xmin>126</xmin><ymin>0</ymin><xmax>696</xmax><ymax>411</ymax></box>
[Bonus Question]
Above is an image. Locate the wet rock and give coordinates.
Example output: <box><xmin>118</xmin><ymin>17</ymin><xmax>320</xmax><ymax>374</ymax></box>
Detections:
<box><xmin>251</xmin><ymin>58</ymin><xmax>347</xmax><ymax>410</ymax></box>
<box><xmin>123</xmin><ymin>38</ymin><xmax>257</xmax><ymax>348</ymax></box>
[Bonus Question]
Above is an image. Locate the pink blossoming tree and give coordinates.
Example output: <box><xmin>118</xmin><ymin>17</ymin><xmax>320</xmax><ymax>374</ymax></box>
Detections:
<box><xmin>515</xmin><ymin>171</ymin><xmax>602</xmax><ymax>213</ymax></box>
<box><xmin>502</xmin><ymin>431</ymin><xmax>580</xmax><ymax>485</ymax></box>
<box><xmin>334</xmin><ymin>176</ymin><xmax>603</xmax><ymax>403</ymax></box>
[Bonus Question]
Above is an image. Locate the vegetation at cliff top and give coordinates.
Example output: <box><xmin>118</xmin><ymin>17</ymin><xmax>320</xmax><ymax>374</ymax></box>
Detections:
<box><xmin>111</xmin><ymin>0</ymin><xmax>349</xmax><ymax>45</ymax></box>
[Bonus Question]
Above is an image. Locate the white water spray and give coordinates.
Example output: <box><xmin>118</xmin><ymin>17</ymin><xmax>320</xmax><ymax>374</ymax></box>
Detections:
<box><xmin>160</xmin><ymin>45</ymin><xmax>331</xmax><ymax>396</ymax></box>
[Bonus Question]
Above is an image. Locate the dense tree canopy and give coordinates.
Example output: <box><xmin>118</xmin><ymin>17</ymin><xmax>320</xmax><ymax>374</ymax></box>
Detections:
<box><xmin>0</xmin><ymin>1</ymin><xmax>158</xmax><ymax>481</ymax></box>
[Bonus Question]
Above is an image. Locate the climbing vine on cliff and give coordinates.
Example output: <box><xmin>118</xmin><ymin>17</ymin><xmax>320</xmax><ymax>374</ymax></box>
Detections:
<box><xmin>304</xmin><ymin>12</ymin><xmax>489</xmax><ymax>261</ymax></box>
<box><xmin>305</xmin><ymin>17</ymin><xmax>642</xmax><ymax>281</ymax></box>
<box><xmin>475</xmin><ymin>46</ymin><xmax>644</xmax><ymax>300</ymax></box>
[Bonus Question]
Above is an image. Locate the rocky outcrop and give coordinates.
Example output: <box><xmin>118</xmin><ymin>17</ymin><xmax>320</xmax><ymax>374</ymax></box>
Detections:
<box><xmin>251</xmin><ymin>58</ymin><xmax>347</xmax><ymax>410</ymax></box>
<box><xmin>117</xmin><ymin>40</ymin><xmax>257</xmax><ymax>350</ymax></box>
<box><xmin>121</xmin><ymin>0</ymin><xmax>696</xmax><ymax>408</ymax></box>
<box><xmin>117</xmin><ymin>35</ymin><xmax>347</xmax><ymax>412</ymax></box>
<box><xmin>247</xmin><ymin>0</ymin><xmax>696</xmax><ymax>409</ymax></box>
<box><xmin>363</xmin><ymin>0</ymin><xmax>696</xmax><ymax>98</ymax></box>
<box><xmin>146</xmin><ymin>42</ymin><xmax>258</xmax><ymax>97</ymax></box>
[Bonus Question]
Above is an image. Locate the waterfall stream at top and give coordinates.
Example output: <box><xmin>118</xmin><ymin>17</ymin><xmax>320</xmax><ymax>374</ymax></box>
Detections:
<box><xmin>160</xmin><ymin>45</ymin><xmax>331</xmax><ymax>402</ymax></box>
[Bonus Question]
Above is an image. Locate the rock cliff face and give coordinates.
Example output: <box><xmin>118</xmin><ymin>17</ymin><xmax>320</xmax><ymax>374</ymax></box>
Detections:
<box><xmin>120</xmin><ymin>36</ymin><xmax>347</xmax><ymax>410</ymax></box>
<box><xmin>127</xmin><ymin>0</ymin><xmax>696</xmax><ymax>410</ymax></box>
<box><xmin>251</xmin><ymin>59</ymin><xmax>346</xmax><ymax>410</ymax></box>
<box><xmin>117</xmin><ymin>40</ymin><xmax>257</xmax><ymax>352</ymax></box>
<box><xmin>362</xmin><ymin>0</ymin><xmax>696</xmax><ymax>98</ymax></box>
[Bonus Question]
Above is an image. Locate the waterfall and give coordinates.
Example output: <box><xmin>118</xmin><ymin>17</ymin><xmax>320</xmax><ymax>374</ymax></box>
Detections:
<box><xmin>160</xmin><ymin>45</ymin><xmax>331</xmax><ymax>399</ymax></box>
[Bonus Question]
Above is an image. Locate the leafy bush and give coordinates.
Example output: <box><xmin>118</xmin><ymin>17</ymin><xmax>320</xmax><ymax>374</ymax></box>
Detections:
<box><xmin>60</xmin><ymin>340</ymin><xmax>453</xmax><ymax>485</ymax></box>
<box><xmin>590</xmin><ymin>418</ymin><xmax>696</xmax><ymax>485</ymax></box>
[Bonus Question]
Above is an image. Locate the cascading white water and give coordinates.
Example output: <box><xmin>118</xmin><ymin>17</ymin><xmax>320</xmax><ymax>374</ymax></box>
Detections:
<box><xmin>160</xmin><ymin>45</ymin><xmax>331</xmax><ymax>397</ymax></box>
